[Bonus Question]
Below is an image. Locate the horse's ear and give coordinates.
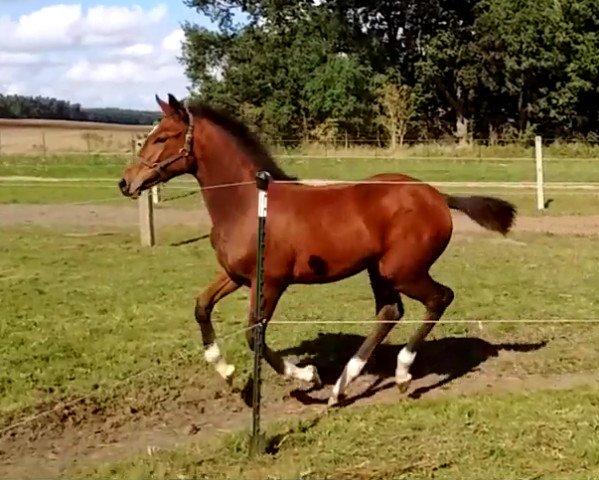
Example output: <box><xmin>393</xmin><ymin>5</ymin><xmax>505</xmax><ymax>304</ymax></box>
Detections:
<box><xmin>167</xmin><ymin>93</ymin><xmax>184</xmax><ymax>114</ymax></box>
<box><xmin>155</xmin><ymin>94</ymin><xmax>174</xmax><ymax>116</ymax></box>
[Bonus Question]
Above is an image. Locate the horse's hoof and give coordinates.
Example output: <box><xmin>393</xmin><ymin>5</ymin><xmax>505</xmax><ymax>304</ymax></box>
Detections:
<box><xmin>327</xmin><ymin>393</ymin><xmax>345</xmax><ymax>408</ymax></box>
<box><xmin>396</xmin><ymin>373</ymin><xmax>412</xmax><ymax>394</ymax></box>
<box><xmin>218</xmin><ymin>364</ymin><xmax>236</xmax><ymax>385</ymax></box>
<box><xmin>306</xmin><ymin>365</ymin><xmax>322</xmax><ymax>388</ymax></box>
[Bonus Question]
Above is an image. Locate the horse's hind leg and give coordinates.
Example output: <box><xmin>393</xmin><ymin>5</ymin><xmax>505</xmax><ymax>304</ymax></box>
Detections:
<box><xmin>195</xmin><ymin>270</ymin><xmax>241</xmax><ymax>382</ymax></box>
<box><xmin>328</xmin><ymin>267</ymin><xmax>404</xmax><ymax>406</ymax></box>
<box><xmin>245</xmin><ymin>280</ymin><xmax>321</xmax><ymax>386</ymax></box>
<box><xmin>394</xmin><ymin>273</ymin><xmax>454</xmax><ymax>393</ymax></box>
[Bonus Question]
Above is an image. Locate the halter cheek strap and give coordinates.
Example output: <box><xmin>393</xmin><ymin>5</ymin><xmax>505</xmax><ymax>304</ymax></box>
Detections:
<box><xmin>141</xmin><ymin>100</ymin><xmax>195</xmax><ymax>181</ymax></box>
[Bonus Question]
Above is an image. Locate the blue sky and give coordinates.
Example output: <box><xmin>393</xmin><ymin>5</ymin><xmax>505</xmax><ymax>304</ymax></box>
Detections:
<box><xmin>0</xmin><ymin>0</ymin><xmax>234</xmax><ymax>109</ymax></box>
<box><xmin>1</xmin><ymin>0</ymin><xmax>195</xmax><ymax>23</ymax></box>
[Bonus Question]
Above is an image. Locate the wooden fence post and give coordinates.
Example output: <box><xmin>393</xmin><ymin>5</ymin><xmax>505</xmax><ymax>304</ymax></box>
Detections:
<box><xmin>41</xmin><ymin>130</ymin><xmax>47</xmax><ymax>158</ymax></box>
<box><xmin>138</xmin><ymin>190</ymin><xmax>155</xmax><ymax>247</ymax></box>
<box><xmin>151</xmin><ymin>185</ymin><xmax>161</xmax><ymax>205</ymax></box>
<box><xmin>130</xmin><ymin>135</ymin><xmax>137</xmax><ymax>163</ymax></box>
<box><xmin>535</xmin><ymin>135</ymin><xmax>545</xmax><ymax>211</ymax></box>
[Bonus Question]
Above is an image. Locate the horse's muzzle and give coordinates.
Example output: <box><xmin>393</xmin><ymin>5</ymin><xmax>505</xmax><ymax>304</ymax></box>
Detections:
<box><xmin>118</xmin><ymin>178</ymin><xmax>131</xmax><ymax>197</ymax></box>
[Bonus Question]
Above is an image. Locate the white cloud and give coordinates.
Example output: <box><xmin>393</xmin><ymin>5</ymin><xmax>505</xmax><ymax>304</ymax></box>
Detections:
<box><xmin>0</xmin><ymin>3</ymin><xmax>189</xmax><ymax>109</ymax></box>
<box><xmin>84</xmin><ymin>4</ymin><xmax>166</xmax><ymax>36</ymax></box>
<box><xmin>162</xmin><ymin>28</ymin><xmax>184</xmax><ymax>51</ymax></box>
<box><xmin>0</xmin><ymin>3</ymin><xmax>168</xmax><ymax>50</ymax></box>
<box><xmin>65</xmin><ymin>58</ymin><xmax>181</xmax><ymax>84</ymax></box>
<box><xmin>118</xmin><ymin>43</ymin><xmax>155</xmax><ymax>57</ymax></box>
<box><xmin>0</xmin><ymin>51</ymin><xmax>42</xmax><ymax>66</ymax></box>
<box><xmin>6</xmin><ymin>82</ymin><xmax>27</xmax><ymax>95</ymax></box>
<box><xmin>0</xmin><ymin>5</ymin><xmax>82</xmax><ymax>50</ymax></box>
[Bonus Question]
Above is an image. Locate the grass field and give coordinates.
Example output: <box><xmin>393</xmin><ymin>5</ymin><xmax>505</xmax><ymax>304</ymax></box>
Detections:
<box><xmin>1</xmin><ymin>134</ymin><xmax>599</xmax><ymax>478</ymax></box>
<box><xmin>2</xmin><ymin>224</ymin><xmax>599</xmax><ymax>478</ymax></box>
<box><xmin>84</xmin><ymin>388</ymin><xmax>599</xmax><ymax>480</ymax></box>
<box><xmin>1</xmin><ymin>153</ymin><xmax>599</xmax><ymax>215</ymax></box>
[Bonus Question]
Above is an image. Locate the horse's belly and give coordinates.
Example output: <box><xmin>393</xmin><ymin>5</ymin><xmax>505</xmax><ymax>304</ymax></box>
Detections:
<box><xmin>292</xmin><ymin>242</ymin><xmax>374</xmax><ymax>284</ymax></box>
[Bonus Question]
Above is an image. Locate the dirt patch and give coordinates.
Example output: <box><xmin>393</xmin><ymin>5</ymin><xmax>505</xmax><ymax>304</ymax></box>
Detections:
<box><xmin>0</xmin><ymin>374</ymin><xmax>266</xmax><ymax>479</ymax></box>
<box><xmin>0</xmin><ymin>204</ymin><xmax>211</xmax><ymax>230</ymax></box>
<box><xmin>2</xmin><ymin>203</ymin><xmax>599</xmax><ymax>236</ymax></box>
<box><xmin>453</xmin><ymin>211</ymin><xmax>599</xmax><ymax>236</ymax></box>
<box><xmin>1</xmin><ymin>334</ymin><xmax>597</xmax><ymax>480</ymax></box>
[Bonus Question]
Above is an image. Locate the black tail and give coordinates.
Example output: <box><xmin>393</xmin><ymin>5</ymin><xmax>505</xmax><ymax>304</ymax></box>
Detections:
<box><xmin>444</xmin><ymin>194</ymin><xmax>517</xmax><ymax>235</ymax></box>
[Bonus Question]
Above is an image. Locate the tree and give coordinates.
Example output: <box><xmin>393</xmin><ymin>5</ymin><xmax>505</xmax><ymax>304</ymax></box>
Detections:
<box><xmin>0</xmin><ymin>94</ymin><xmax>158</xmax><ymax>124</ymax></box>
<box><xmin>303</xmin><ymin>54</ymin><xmax>374</xmax><ymax>142</ymax></box>
<box><xmin>474</xmin><ymin>0</ymin><xmax>599</xmax><ymax>138</ymax></box>
<box><xmin>182</xmin><ymin>4</ymin><xmax>358</xmax><ymax>141</ymax></box>
<box><xmin>375</xmin><ymin>76</ymin><xmax>414</xmax><ymax>148</ymax></box>
<box><xmin>180</xmin><ymin>0</ymin><xmax>599</xmax><ymax>142</ymax></box>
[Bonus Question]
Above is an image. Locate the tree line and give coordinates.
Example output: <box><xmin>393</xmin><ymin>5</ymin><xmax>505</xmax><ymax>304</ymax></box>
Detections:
<box><xmin>0</xmin><ymin>94</ymin><xmax>159</xmax><ymax>125</ymax></box>
<box><xmin>181</xmin><ymin>0</ymin><xmax>598</xmax><ymax>145</ymax></box>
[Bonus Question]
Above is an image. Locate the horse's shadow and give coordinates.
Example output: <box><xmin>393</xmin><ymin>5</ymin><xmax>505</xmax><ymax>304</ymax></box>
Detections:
<box><xmin>275</xmin><ymin>333</ymin><xmax>547</xmax><ymax>406</ymax></box>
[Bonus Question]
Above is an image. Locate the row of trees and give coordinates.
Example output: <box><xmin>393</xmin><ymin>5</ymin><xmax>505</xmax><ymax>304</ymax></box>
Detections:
<box><xmin>181</xmin><ymin>0</ymin><xmax>598</xmax><ymax>145</ymax></box>
<box><xmin>0</xmin><ymin>95</ymin><xmax>159</xmax><ymax>125</ymax></box>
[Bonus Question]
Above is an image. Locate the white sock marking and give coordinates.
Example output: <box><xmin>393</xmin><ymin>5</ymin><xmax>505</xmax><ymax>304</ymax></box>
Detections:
<box><xmin>331</xmin><ymin>356</ymin><xmax>366</xmax><ymax>399</ymax></box>
<box><xmin>284</xmin><ymin>360</ymin><xmax>317</xmax><ymax>383</ymax></box>
<box><xmin>396</xmin><ymin>347</ymin><xmax>416</xmax><ymax>381</ymax></box>
<box><xmin>204</xmin><ymin>343</ymin><xmax>221</xmax><ymax>363</ymax></box>
<box><xmin>204</xmin><ymin>343</ymin><xmax>235</xmax><ymax>380</ymax></box>
<box><xmin>398</xmin><ymin>347</ymin><xmax>416</xmax><ymax>366</ymax></box>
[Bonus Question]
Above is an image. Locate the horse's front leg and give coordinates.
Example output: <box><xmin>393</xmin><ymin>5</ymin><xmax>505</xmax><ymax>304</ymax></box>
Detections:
<box><xmin>195</xmin><ymin>270</ymin><xmax>241</xmax><ymax>382</ymax></box>
<box><xmin>245</xmin><ymin>280</ymin><xmax>321</xmax><ymax>387</ymax></box>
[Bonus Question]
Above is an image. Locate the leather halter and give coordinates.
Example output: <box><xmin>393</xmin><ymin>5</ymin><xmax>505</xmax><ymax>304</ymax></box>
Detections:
<box><xmin>140</xmin><ymin>100</ymin><xmax>195</xmax><ymax>181</ymax></box>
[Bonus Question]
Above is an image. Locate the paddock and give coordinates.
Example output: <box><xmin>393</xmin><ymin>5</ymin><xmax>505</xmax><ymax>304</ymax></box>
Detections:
<box><xmin>1</xmin><ymin>147</ymin><xmax>599</xmax><ymax>479</ymax></box>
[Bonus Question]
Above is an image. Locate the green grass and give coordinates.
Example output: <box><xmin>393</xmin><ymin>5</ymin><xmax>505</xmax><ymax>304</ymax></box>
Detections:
<box><xmin>3</xmin><ymin>226</ymin><xmax>599</xmax><ymax>478</ymax></box>
<box><xmin>2</xmin><ymin>181</ymin><xmax>598</xmax><ymax>215</ymax></box>
<box><xmin>287</xmin><ymin>156</ymin><xmax>599</xmax><ymax>183</ymax></box>
<box><xmin>79</xmin><ymin>387</ymin><xmax>599</xmax><ymax>480</ymax></box>
<box><xmin>1</xmin><ymin>153</ymin><xmax>598</xmax><ymax>183</ymax></box>
<box><xmin>1</xmin><ymin>154</ymin><xmax>598</xmax><ymax>215</ymax></box>
<box><xmin>0</xmin><ymin>154</ymin><xmax>130</xmax><ymax>178</ymax></box>
<box><xmin>2</xmin><ymin>227</ymin><xmax>599</xmax><ymax>417</ymax></box>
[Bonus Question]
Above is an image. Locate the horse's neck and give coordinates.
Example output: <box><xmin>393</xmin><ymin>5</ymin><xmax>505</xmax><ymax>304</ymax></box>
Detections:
<box><xmin>193</xmin><ymin>126</ymin><xmax>257</xmax><ymax>229</ymax></box>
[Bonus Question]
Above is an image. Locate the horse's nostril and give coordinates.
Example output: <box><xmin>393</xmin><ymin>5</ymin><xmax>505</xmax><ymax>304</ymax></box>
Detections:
<box><xmin>118</xmin><ymin>178</ymin><xmax>127</xmax><ymax>192</ymax></box>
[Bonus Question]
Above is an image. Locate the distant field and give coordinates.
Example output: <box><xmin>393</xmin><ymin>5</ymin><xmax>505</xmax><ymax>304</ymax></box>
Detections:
<box><xmin>1</xmin><ymin>118</ymin><xmax>598</xmax><ymax>160</ymax></box>
<box><xmin>0</xmin><ymin>118</ymin><xmax>152</xmax><ymax>131</ymax></box>
<box><xmin>0</xmin><ymin>119</ymin><xmax>151</xmax><ymax>155</ymax></box>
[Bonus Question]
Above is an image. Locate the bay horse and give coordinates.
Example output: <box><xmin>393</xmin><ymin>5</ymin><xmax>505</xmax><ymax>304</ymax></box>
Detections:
<box><xmin>119</xmin><ymin>94</ymin><xmax>516</xmax><ymax>406</ymax></box>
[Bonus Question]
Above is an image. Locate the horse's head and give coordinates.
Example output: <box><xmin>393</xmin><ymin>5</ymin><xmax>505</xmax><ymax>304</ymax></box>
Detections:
<box><xmin>119</xmin><ymin>93</ymin><xmax>195</xmax><ymax>197</ymax></box>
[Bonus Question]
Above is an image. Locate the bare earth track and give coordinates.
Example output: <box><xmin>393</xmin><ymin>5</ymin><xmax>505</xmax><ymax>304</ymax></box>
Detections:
<box><xmin>3</xmin><ymin>344</ymin><xmax>599</xmax><ymax>480</ymax></box>
<box><xmin>3</xmin><ymin>203</ymin><xmax>599</xmax><ymax>235</ymax></box>
<box><xmin>2</xmin><ymin>203</ymin><xmax>599</xmax><ymax>478</ymax></box>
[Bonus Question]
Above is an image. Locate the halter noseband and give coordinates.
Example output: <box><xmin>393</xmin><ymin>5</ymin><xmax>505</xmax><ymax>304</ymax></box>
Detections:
<box><xmin>140</xmin><ymin>99</ymin><xmax>195</xmax><ymax>181</ymax></box>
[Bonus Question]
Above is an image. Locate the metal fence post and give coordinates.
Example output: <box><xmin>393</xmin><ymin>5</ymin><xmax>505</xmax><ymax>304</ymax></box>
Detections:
<box><xmin>250</xmin><ymin>170</ymin><xmax>271</xmax><ymax>456</ymax></box>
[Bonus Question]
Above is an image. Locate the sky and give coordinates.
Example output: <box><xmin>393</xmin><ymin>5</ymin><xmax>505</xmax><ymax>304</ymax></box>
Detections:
<box><xmin>0</xmin><ymin>0</ymin><xmax>229</xmax><ymax>110</ymax></box>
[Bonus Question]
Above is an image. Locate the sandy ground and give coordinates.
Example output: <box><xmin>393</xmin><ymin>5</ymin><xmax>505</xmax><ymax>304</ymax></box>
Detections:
<box><xmin>2</xmin><ymin>203</ymin><xmax>599</xmax><ymax>236</ymax></box>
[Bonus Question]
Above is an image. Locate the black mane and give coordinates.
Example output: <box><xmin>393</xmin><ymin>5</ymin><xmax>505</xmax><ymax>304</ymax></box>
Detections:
<box><xmin>189</xmin><ymin>103</ymin><xmax>297</xmax><ymax>181</ymax></box>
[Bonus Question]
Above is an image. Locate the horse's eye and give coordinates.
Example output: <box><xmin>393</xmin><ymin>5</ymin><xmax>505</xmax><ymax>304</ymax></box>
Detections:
<box><xmin>154</xmin><ymin>136</ymin><xmax>168</xmax><ymax>144</ymax></box>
